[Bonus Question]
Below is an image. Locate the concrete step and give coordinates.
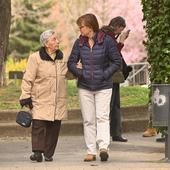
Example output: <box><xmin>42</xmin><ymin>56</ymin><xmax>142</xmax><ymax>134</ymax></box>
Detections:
<box><xmin>0</xmin><ymin>110</ymin><xmax>82</xmax><ymax>122</ymax></box>
<box><xmin>62</xmin><ymin>118</ymin><xmax>148</xmax><ymax>135</ymax></box>
<box><xmin>0</xmin><ymin>105</ymin><xmax>148</xmax><ymax>121</ymax></box>
<box><xmin>0</xmin><ymin>105</ymin><xmax>149</xmax><ymax>137</ymax></box>
<box><xmin>65</xmin><ymin>106</ymin><xmax>148</xmax><ymax>119</ymax></box>
<box><xmin>67</xmin><ymin>105</ymin><xmax>149</xmax><ymax>120</ymax></box>
<box><xmin>0</xmin><ymin>118</ymin><xmax>148</xmax><ymax>137</ymax></box>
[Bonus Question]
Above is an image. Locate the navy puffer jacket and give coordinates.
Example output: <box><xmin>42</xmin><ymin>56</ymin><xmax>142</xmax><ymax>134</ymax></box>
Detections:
<box><xmin>67</xmin><ymin>31</ymin><xmax>121</xmax><ymax>91</ymax></box>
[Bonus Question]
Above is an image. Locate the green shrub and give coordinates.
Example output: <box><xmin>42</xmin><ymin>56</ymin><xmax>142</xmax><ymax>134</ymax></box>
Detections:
<box><xmin>141</xmin><ymin>0</ymin><xmax>170</xmax><ymax>135</ymax></box>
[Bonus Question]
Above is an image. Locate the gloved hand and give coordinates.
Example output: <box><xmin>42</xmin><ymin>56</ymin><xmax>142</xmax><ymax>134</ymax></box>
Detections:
<box><xmin>19</xmin><ymin>98</ymin><xmax>33</xmax><ymax>109</ymax></box>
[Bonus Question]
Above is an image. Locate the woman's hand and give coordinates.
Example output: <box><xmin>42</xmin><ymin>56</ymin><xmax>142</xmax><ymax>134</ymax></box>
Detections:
<box><xmin>119</xmin><ymin>30</ymin><xmax>130</xmax><ymax>43</ymax></box>
<box><xmin>76</xmin><ymin>61</ymin><xmax>82</xmax><ymax>69</ymax></box>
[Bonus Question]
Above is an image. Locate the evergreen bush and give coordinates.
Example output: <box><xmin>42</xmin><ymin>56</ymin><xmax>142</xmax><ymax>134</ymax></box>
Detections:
<box><xmin>8</xmin><ymin>0</ymin><xmax>54</xmax><ymax>60</ymax></box>
<box><xmin>141</xmin><ymin>0</ymin><xmax>170</xmax><ymax>135</ymax></box>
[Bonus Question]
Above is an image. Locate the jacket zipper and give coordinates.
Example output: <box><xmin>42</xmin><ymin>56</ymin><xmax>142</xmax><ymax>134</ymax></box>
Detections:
<box><xmin>90</xmin><ymin>47</ymin><xmax>94</xmax><ymax>80</ymax></box>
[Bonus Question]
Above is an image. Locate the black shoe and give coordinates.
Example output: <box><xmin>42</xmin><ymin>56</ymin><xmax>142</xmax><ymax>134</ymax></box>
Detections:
<box><xmin>156</xmin><ymin>137</ymin><xmax>165</xmax><ymax>142</ymax></box>
<box><xmin>44</xmin><ymin>156</ymin><xmax>53</xmax><ymax>162</ymax></box>
<box><xmin>30</xmin><ymin>152</ymin><xmax>43</xmax><ymax>162</ymax></box>
<box><xmin>99</xmin><ymin>149</ymin><xmax>109</xmax><ymax>162</ymax></box>
<box><xmin>112</xmin><ymin>136</ymin><xmax>128</xmax><ymax>142</ymax></box>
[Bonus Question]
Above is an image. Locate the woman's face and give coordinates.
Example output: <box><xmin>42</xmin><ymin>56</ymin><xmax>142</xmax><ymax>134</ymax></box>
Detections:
<box><xmin>78</xmin><ymin>23</ymin><xmax>93</xmax><ymax>37</ymax></box>
<box><xmin>114</xmin><ymin>26</ymin><xmax>125</xmax><ymax>35</ymax></box>
<box><xmin>45</xmin><ymin>34</ymin><xmax>59</xmax><ymax>52</ymax></box>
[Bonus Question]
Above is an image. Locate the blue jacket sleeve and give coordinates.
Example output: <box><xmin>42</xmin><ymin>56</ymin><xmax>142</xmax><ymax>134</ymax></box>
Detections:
<box><xmin>67</xmin><ymin>39</ymin><xmax>83</xmax><ymax>78</ymax></box>
<box><xmin>103</xmin><ymin>36</ymin><xmax>122</xmax><ymax>80</ymax></box>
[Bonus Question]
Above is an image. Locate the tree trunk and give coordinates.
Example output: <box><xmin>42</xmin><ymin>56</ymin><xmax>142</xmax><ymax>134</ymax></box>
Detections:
<box><xmin>0</xmin><ymin>0</ymin><xmax>11</xmax><ymax>87</ymax></box>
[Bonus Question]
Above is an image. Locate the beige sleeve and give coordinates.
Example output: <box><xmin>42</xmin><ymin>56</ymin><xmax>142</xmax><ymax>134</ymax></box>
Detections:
<box><xmin>20</xmin><ymin>54</ymin><xmax>38</xmax><ymax>100</ymax></box>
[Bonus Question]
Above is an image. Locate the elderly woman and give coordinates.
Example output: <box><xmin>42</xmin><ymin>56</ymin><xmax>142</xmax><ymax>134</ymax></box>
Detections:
<box><xmin>68</xmin><ymin>14</ymin><xmax>121</xmax><ymax>162</ymax></box>
<box><xmin>19</xmin><ymin>29</ymin><xmax>67</xmax><ymax>162</ymax></box>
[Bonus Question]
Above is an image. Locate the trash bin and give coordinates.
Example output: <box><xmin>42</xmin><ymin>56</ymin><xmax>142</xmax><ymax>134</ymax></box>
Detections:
<box><xmin>152</xmin><ymin>84</ymin><xmax>170</xmax><ymax>127</ymax></box>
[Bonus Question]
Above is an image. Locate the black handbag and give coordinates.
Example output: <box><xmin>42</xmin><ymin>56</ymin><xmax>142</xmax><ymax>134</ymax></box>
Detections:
<box><xmin>16</xmin><ymin>110</ymin><xmax>32</xmax><ymax>128</ymax></box>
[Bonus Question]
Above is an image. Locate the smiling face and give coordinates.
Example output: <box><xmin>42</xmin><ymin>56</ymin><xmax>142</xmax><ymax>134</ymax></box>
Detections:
<box><xmin>45</xmin><ymin>34</ymin><xmax>59</xmax><ymax>53</ymax></box>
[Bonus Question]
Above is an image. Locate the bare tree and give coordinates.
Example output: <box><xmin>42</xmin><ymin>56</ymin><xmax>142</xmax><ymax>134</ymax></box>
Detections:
<box><xmin>55</xmin><ymin>0</ymin><xmax>146</xmax><ymax>63</ymax></box>
<box><xmin>58</xmin><ymin>0</ymin><xmax>117</xmax><ymax>37</ymax></box>
<box><xmin>88</xmin><ymin>0</ymin><xmax>113</xmax><ymax>25</ymax></box>
<box><xmin>59</xmin><ymin>0</ymin><xmax>89</xmax><ymax>37</ymax></box>
<box><xmin>0</xmin><ymin>0</ymin><xmax>11</xmax><ymax>86</ymax></box>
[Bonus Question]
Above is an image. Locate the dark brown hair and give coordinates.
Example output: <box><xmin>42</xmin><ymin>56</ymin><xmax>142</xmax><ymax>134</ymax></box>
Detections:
<box><xmin>76</xmin><ymin>13</ymin><xmax>99</xmax><ymax>32</ymax></box>
<box><xmin>109</xmin><ymin>16</ymin><xmax>126</xmax><ymax>30</ymax></box>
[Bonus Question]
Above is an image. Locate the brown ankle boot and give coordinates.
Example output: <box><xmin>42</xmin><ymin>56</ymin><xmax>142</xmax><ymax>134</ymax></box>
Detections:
<box><xmin>142</xmin><ymin>128</ymin><xmax>157</xmax><ymax>137</ymax></box>
<box><xmin>84</xmin><ymin>154</ymin><xmax>96</xmax><ymax>162</ymax></box>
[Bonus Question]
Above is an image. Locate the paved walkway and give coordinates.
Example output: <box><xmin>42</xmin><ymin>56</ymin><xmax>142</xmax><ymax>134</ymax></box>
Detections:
<box><xmin>0</xmin><ymin>132</ymin><xmax>170</xmax><ymax>170</ymax></box>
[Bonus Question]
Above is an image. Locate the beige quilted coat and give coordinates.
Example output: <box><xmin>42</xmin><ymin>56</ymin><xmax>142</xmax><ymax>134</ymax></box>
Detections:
<box><xmin>20</xmin><ymin>51</ymin><xmax>68</xmax><ymax>121</ymax></box>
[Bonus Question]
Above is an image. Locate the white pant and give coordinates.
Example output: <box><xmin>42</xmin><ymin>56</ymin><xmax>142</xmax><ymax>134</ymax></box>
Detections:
<box><xmin>79</xmin><ymin>88</ymin><xmax>112</xmax><ymax>155</ymax></box>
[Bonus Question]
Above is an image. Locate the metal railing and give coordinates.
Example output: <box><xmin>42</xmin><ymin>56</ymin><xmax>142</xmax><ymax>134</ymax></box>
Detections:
<box><xmin>127</xmin><ymin>62</ymin><xmax>149</xmax><ymax>86</ymax></box>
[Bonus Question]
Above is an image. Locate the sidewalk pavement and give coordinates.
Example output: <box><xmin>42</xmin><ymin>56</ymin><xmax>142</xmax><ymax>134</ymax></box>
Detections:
<box><xmin>0</xmin><ymin>132</ymin><xmax>170</xmax><ymax>170</ymax></box>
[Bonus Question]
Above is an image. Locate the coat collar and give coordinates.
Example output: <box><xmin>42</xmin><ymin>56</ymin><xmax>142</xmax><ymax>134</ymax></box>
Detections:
<box><xmin>39</xmin><ymin>47</ymin><xmax>63</xmax><ymax>62</ymax></box>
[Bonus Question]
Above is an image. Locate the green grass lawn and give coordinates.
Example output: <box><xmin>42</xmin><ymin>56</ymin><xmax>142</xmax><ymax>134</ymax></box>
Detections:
<box><xmin>0</xmin><ymin>80</ymin><xmax>149</xmax><ymax>110</ymax></box>
<box><xmin>120</xmin><ymin>86</ymin><xmax>149</xmax><ymax>107</ymax></box>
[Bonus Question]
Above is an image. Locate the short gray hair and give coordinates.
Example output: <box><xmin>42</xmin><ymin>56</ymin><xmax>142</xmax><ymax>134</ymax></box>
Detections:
<box><xmin>40</xmin><ymin>29</ymin><xmax>55</xmax><ymax>46</ymax></box>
